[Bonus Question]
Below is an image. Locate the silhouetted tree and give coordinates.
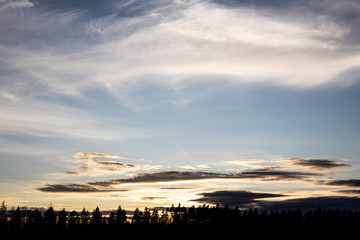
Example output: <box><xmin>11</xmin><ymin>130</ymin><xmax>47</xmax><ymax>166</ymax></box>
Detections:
<box><xmin>80</xmin><ymin>208</ymin><xmax>90</xmax><ymax>225</ymax></box>
<box><xmin>57</xmin><ymin>208</ymin><xmax>67</xmax><ymax>229</ymax></box>
<box><xmin>90</xmin><ymin>207</ymin><xmax>102</xmax><ymax>225</ymax></box>
<box><xmin>9</xmin><ymin>206</ymin><xmax>22</xmax><ymax>232</ymax></box>
<box><xmin>26</xmin><ymin>209</ymin><xmax>44</xmax><ymax>231</ymax></box>
<box><xmin>68</xmin><ymin>210</ymin><xmax>79</xmax><ymax>227</ymax></box>
<box><xmin>108</xmin><ymin>212</ymin><xmax>116</xmax><ymax>226</ymax></box>
<box><xmin>3</xmin><ymin>201</ymin><xmax>360</xmax><ymax>238</ymax></box>
<box><xmin>44</xmin><ymin>206</ymin><xmax>56</xmax><ymax>230</ymax></box>
<box><xmin>132</xmin><ymin>208</ymin><xmax>143</xmax><ymax>224</ymax></box>
<box><xmin>0</xmin><ymin>201</ymin><xmax>7</xmax><ymax>231</ymax></box>
<box><xmin>151</xmin><ymin>209</ymin><xmax>159</xmax><ymax>224</ymax></box>
<box><xmin>142</xmin><ymin>207</ymin><xmax>151</xmax><ymax>224</ymax></box>
<box><xmin>115</xmin><ymin>205</ymin><xmax>127</xmax><ymax>224</ymax></box>
<box><xmin>159</xmin><ymin>209</ymin><xmax>170</xmax><ymax>224</ymax></box>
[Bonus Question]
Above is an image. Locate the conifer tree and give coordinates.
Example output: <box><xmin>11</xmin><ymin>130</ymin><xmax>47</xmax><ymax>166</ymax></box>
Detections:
<box><xmin>26</xmin><ymin>209</ymin><xmax>44</xmax><ymax>231</ymax></box>
<box><xmin>91</xmin><ymin>206</ymin><xmax>102</xmax><ymax>225</ymax></box>
<box><xmin>143</xmin><ymin>207</ymin><xmax>151</xmax><ymax>224</ymax></box>
<box><xmin>151</xmin><ymin>209</ymin><xmax>159</xmax><ymax>224</ymax></box>
<box><xmin>132</xmin><ymin>208</ymin><xmax>143</xmax><ymax>224</ymax></box>
<box><xmin>9</xmin><ymin>206</ymin><xmax>22</xmax><ymax>232</ymax></box>
<box><xmin>80</xmin><ymin>208</ymin><xmax>90</xmax><ymax>225</ymax></box>
<box><xmin>44</xmin><ymin>206</ymin><xmax>56</xmax><ymax>229</ymax></box>
<box><xmin>0</xmin><ymin>201</ymin><xmax>7</xmax><ymax>227</ymax></box>
<box><xmin>115</xmin><ymin>205</ymin><xmax>127</xmax><ymax>224</ymax></box>
<box><xmin>68</xmin><ymin>210</ymin><xmax>79</xmax><ymax>227</ymax></box>
<box><xmin>57</xmin><ymin>208</ymin><xmax>68</xmax><ymax>228</ymax></box>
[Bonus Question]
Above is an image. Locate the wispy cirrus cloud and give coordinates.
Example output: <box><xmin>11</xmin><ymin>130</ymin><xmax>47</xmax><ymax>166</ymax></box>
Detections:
<box><xmin>0</xmin><ymin>0</ymin><xmax>33</xmax><ymax>11</ymax></box>
<box><xmin>0</xmin><ymin>100</ymin><xmax>156</xmax><ymax>140</ymax></box>
<box><xmin>1</xmin><ymin>0</ymin><xmax>359</xmax><ymax>113</ymax></box>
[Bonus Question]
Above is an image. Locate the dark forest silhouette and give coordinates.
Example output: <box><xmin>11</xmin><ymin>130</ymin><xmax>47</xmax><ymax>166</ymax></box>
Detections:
<box><xmin>1</xmin><ymin>201</ymin><xmax>359</xmax><ymax>239</ymax></box>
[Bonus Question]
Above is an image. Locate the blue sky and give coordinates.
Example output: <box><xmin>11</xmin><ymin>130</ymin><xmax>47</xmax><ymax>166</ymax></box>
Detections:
<box><xmin>1</xmin><ymin>0</ymin><xmax>360</xmax><ymax>211</ymax></box>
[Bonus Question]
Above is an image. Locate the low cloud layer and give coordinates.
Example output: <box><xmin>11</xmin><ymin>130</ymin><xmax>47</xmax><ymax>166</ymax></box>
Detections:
<box><xmin>326</xmin><ymin>179</ymin><xmax>360</xmax><ymax>187</ymax></box>
<box><xmin>87</xmin><ymin>171</ymin><xmax>237</xmax><ymax>187</ymax></box>
<box><xmin>37</xmin><ymin>168</ymin><xmax>327</xmax><ymax>193</ymax></box>
<box><xmin>194</xmin><ymin>190</ymin><xmax>284</xmax><ymax>208</ymax></box>
<box><xmin>37</xmin><ymin>183</ymin><xmax>127</xmax><ymax>193</ymax></box>
<box><xmin>194</xmin><ymin>190</ymin><xmax>360</xmax><ymax>210</ymax></box>
<box><xmin>87</xmin><ymin>169</ymin><xmax>322</xmax><ymax>187</ymax></box>
<box><xmin>285</xmin><ymin>158</ymin><xmax>350</xmax><ymax>170</ymax></box>
<box><xmin>236</xmin><ymin>169</ymin><xmax>322</xmax><ymax>181</ymax></box>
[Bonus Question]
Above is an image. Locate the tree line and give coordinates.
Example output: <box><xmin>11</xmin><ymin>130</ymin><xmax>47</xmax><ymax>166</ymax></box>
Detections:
<box><xmin>1</xmin><ymin>201</ymin><xmax>359</xmax><ymax>238</ymax></box>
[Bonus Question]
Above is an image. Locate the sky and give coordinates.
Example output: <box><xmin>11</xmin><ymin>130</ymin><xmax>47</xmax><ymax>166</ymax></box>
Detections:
<box><xmin>0</xmin><ymin>0</ymin><xmax>360</xmax><ymax>212</ymax></box>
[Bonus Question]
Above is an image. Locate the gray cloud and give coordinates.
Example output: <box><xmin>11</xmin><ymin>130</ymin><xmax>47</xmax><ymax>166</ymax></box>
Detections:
<box><xmin>37</xmin><ymin>183</ymin><xmax>127</xmax><ymax>193</ymax></box>
<box><xmin>88</xmin><ymin>171</ymin><xmax>237</xmax><ymax>187</ymax></box>
<box><xmin>194</xmin><ymin>190</ymin><xmax>360</xmax><ymax>210</ymax></box>
<box><xmin>236</xmin><ymin>169</ymin><xmax>322</xmax><ymax>181</ymax></box>
<box><xmin>194</xmin><ymin>190</ymin><xmax>284</xmax><ymax>208</ymax></box>
<box><xmin>326</xmin><ymin>179</ymin><xmax>360</xmax><ymax>187</ymax></box>
<box><xmin>36</xmin><ymin>168</ymin><xmax>329</xmax><ymax>194</ymax></box>
<box><xmin>285</xmin><ymin>158</ymin><xmax>350</xmax><ymax>170</ymax></box>
<box><xmin>337</xmin><ymin>190</ymin><xmax>360</xmax><ymax>194</ymax></box>
<box><xmin>262</xmin><ymin>196</ymin><xmax>360</xmax><ymax>211</ymax></box>
<box><xmin>64</xmin><ymin>171</ymin><xmax>80</xmax><ymax>175</ymax></box>
<box><xmin>95</xmin><ymin>161</ymin><xmax>135</xmax><ymax>168</ymax></box>
<box><xmin>88</xmin><ymin>169</ymin><xmax>321</xmax><ymax>187</ymax></box>
<box><xmin>140</xmin><ymin>197</ymin><xmax>168</xmax><ymax>201</ymax></box>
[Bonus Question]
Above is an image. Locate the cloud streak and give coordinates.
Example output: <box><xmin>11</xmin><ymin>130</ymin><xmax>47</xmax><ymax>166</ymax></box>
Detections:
<box><xmin>87</xmin><ymin>171</ymin><xmax>237</xmax><ymax>187</ymax></box>
<box><xmin>68</xmin><ymin>152</ymin><xmax>149</xmax><ymax>176</ymax></box>
<box><xmin>46</xmin><ymin>168</ymin><xmax>324</xmax><ymax>190</ymax></box>
<box><xmin>0</xmin><ymin>0</ymin><xmax>33</xmax><ymax>11</ymax></box>
<box><xmin>284</xmin><ymin>158</ymin><xmax>350</xmax><ymax>170</ymax></box>
<box><xmin>236</xmin><ymin>169</ymin><xmax>322</xmax><ymax>181</ymax></box>
<box><xmin>326</xmin><ymin>179</ymin><xmax>360</xmax><ymax>187</ymax></box>
<box><xmin>194</xmin><ymin>190</ymin><xmax>284</xmax><ymax>207</ymax></box>
<box><xmin>37</xmin><ymin>183</ymin><xmax>127</xmax><ymax>193</ymax></box>
<box><xmin>194</xmin><ymin>190</ymin><xmax>360</xmax><ymax>210</ymax></box>
<box><xmin>1</xmin><ymin>0</ymin><xmax>359</xmax><ymax>113</ymax></box>
<box><xmin>0</xmin><ymin>100</ymin><xmax>156</xmax><ymax>140</ymax></box>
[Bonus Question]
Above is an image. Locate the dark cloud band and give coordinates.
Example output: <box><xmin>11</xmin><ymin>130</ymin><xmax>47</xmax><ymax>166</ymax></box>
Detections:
<box><xmin>194</xmin><ymin>190</ymin><xmax>360</xmax><ymax>210</ymax></box>
<box><xmin>327</xmin><ymin>179</ymin><xmax>360</xmax><ymax>187</ymax></box>
<box><xmin>37</xmin><ymin>183</ymin><xmax>127</xmax><ymax>193</ymax></box>
<box><xmin>87</xmin><ymin>169</ymin><xmax>321</xmax><ymax>187</ymax></box>
<box><xmin>286</xmin><ymin>158</ymin><xmax>350</xmax><ymax>170</ymax></box>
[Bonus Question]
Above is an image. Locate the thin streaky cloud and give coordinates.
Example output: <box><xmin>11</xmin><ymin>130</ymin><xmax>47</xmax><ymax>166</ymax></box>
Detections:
<box><xmin>0</xmin><ymin>0</ymin><xmax>33</xmax><ymax>11</ymax></box>
<box><xmin>284</xmin><ymin>158</ymin><xmax>350</xmax><ymax>170</ymax></box>
<box><xmin>85</xmin><ymin>169</ymin><xmax>324</xmax><ymax>187</ymax></box>
<box><xmin>37</xmin><ymin>183</ymin><xmax>128</xmax><ymax>193</ymax></box>
<box><xmin>327</xmin><ymin>179</ymin><xmax>360</xmax><ymax>187</ymax></box>
<box><xmin>0</xmin><ymin>100</ymin><xmax>156</xmax><ymax>140</ymax></box>
<box><xmin>193</xmin><ymin>190</ymin><xmax>285</xmax><ymax>208</ymax></box>
<box><xmin>0</xmin><ymin>0</ymin><xmax>359</xmax><ymax>114</ymax></box>
<box><xmin>236</xmin><ymin>169</ymin><xmax>322</xmax><ymax>181</ymax></box>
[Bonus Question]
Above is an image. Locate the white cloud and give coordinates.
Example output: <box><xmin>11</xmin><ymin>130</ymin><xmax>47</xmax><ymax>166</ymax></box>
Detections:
<box><xmin>66</xmin><ymin>151</ymin><xmax>163</xmax><ymax>176</ymax></box>
<box><xmin>0</xmin><ymin>0</ymin><xmax>33</xmax><ymax>11</ymax></box>
<box><xmin>0</xmin><ymin>99</ymin><xmax>156</xmax><ymax>140</ymax></box>
<box><xmin>0</xmin><ymin>0</ymin><xmax>359</xmax><ymax>111</ymax></box>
